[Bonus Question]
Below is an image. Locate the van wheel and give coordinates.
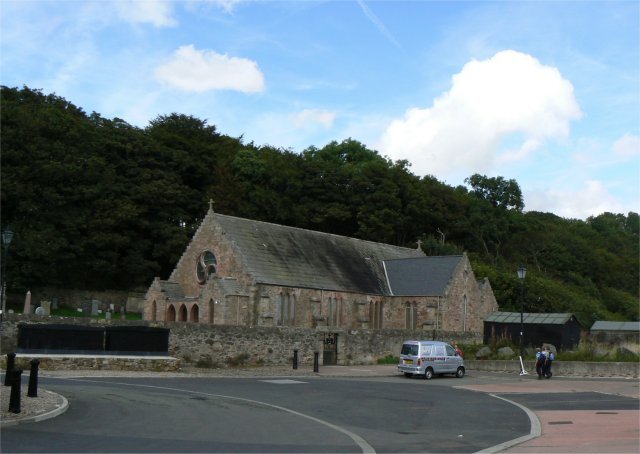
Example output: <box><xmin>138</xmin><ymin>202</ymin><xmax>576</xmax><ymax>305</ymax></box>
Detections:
<box><xmin>424</xmin><ymin>368</ymin><xmax>434</xmax><ymax>380</ymax></box>
<box><xmin>404</xmin><ymin>373</ymin><xmax>412</xmax><ymax>378</ymax></box>
<box><xmin>455</xmin><ymin>367</ymin><xmax>465</xmax><ymax>378</ymax></box>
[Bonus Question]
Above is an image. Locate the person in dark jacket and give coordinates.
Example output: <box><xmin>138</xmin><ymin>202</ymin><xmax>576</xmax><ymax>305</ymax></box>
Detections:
<box><xmin>544</xmin><ymin>348</ymin><xmax>554</xmax><ymax>378</ymax></box>
<box><xmin>535</xmin><ymin>347</ymin><xmax>547</xmax><ymax>379</ymax></box>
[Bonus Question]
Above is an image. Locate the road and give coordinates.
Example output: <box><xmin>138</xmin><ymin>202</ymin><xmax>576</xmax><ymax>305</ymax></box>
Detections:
<box><xmin>2</xmin><ymin>369</ymin><xmax>638</xmax><ymax>453</ymax></box>
<box><xmin>1</xmin><ymin>374</ymin><xmax>530</xmax><ymax>453</ymax></box>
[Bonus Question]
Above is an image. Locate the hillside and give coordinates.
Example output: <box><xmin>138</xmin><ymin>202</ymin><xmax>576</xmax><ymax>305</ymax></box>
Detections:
<box><xmin>1</xmin><ymin>86</ymin><xmax>638</xmax><ymax>326</ymax></box>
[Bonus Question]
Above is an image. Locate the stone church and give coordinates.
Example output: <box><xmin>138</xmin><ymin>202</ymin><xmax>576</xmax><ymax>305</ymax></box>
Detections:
<box><xmin>143</xmin><ymin>204</ymin><xmax>498</xmax><ymax>333</ymax></box>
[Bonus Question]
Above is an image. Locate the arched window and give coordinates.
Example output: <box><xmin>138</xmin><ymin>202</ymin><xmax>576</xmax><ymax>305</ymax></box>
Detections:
<box><xmin>463</xmin><ymin>294</ymin><xmax>468</xmax><ymax>331</ymax></box>
<box><xmin>369</xmin><ymin>300</ymin><xmax>383</xmax><ymax>329</ymax></box>
<box><xmin>166</xmin><ymin>305</ymin><xmax>176</xmax><ymax>322</ymax></box>
<box><xmin>375</xmin><ymin>301</ymin><xmax>383</xmax><ymax>329</ymax></box>
<box><xmin>277</xmin><ymin>293</ymin><xmax>282</xmax><ymax>326</ymax></box>
<box><xmin>405</xmin><ymin>302</ymin><xmax>417</xmax><ymax>330</ymax></box>
<box><xmin>190</xmin><ymin>304</ymin><xmax>199</xmax><ymax>323</ymax></box>
<box><xmin>178</xmin><ymin>304</ymin><xmax>187</xmax><ymax>322</ymax></box>
<box><xmin>289</xmin><ymin>294</ymin><xmax>296</xmax><ymax>326</ymax></box>
<box><xmin>196</xmin><ymin>251</ymin><xmax>217</xmax><ymax>284</ymax></box>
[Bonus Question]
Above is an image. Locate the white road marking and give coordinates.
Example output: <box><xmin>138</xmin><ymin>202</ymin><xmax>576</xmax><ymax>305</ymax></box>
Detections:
<box><xmin>261</xmin><ymin>379</ymin><xmax>306</xmax><ymax>384</ymax></box>
<box><xmin>61</xmin><ymin>377</ymin><xmax>376</xmax><ymax>453</ymax></box>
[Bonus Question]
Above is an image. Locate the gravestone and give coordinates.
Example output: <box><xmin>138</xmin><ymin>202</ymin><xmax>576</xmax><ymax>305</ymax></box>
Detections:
<box><xmin>90</xmin><ymin>300</ymin><xmax>100</xmax><ymax>316</ymax></box>
<box><xmin>52</xmin><ymin>298</ymin><xmax>59</xmax><ymax>310</ymax></box>
<box><xmin>34</xmin><ymin>307</ymin><xmax>45</xmax><ymax>316</ymax></box>
<box><xmin>105</xmin><ymin>311</ymin><xmax>112</xmax><ymax>321</ymax></box>
<box><xmin>81</xmin><ymin>302</ymin><xmax>92</xmax><ymax>317</ymax></box>
<box><xmin>41</xmin><ymin>301</ymin><xmax>51</xmax><ymax>316</ymax></box>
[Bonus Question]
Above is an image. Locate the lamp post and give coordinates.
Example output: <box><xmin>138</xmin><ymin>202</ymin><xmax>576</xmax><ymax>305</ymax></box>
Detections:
<box><xmin>1</xmin><ymin>227</ymin><xmax>15</xmax><ymax>322</ymax></box>
<box><xmin>517</xmin><ymin>266</ymin><xmax>527</xmax><ymax>359</ymax></box>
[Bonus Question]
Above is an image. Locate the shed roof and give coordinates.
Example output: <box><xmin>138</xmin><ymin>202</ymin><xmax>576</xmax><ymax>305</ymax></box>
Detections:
<box><xmin>383</xmin><ymin>256</ymin><xmax>463</xmax><ymax>296</ymax></box>
<box><xmin>485</xmin><ymin>311</ymin><xmax>578</xmax><ymax>325</ymax></box>
<box><xmin>213</xmin><ymin>213</ymin><xmax>425</xmax><ymax>295</ymax></box>
<box><xmin>591</xmin><ymin>321</ymin><xmax>640</xmax><ymax>332</ymax></box>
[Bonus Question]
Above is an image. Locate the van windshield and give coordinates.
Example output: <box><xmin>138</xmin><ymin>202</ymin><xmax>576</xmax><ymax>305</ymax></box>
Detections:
<box><xmin>401</xmin><ymin>344</ymin><xmax>419</xmax><ymax>356</ymax></box>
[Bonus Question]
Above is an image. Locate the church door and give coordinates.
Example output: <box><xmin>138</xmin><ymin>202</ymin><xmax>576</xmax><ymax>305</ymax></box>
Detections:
<box><xmin>323</xmin><ymin>333</ymin><xmax>338</xmax><ymax>365</ymax></box>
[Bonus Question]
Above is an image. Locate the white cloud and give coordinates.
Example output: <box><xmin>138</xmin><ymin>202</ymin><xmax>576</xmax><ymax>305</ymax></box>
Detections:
<box><xmin>526</xmin><ymin>180</ymin><xmax>627</xmax><ymax>219</ymax></box>
<box><xmin>612</xmin><ymin>133</ymin><xmax>640</xmax><ymax>158</ymax></box>
<box><xmin>204</xmin><ymin>0</ymin><xmax>244</xmax><ymax>14</ymax></box>
<box><xmin>292</xmin><ymin>109</ymin><xmax>336</xmax><ymax>129</ymax></box>
<box><xmin>377</xmin><ymin>50</ymin><xmax>582</xmax><ymax>179</ymax></box>
<box><xmin>115</xmin><ymin>0</ymin><xmax>176</xmax><ymax>27</ymax></box>
<box><xmin>154</xmin><ymin>45</ymin><xmax>265</xmax><ymax>93</ymax></box>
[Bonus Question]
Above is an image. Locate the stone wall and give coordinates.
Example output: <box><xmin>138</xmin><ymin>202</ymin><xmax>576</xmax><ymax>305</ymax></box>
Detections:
<box><xmin>0</xmin><ymin>315</ymin><xmax>482</xmax><ymax>367</ymax></box>
<box><xmin>1</xmin><ymin>354</ymin><xmax>181</xmax><ymax>372</ymax></box>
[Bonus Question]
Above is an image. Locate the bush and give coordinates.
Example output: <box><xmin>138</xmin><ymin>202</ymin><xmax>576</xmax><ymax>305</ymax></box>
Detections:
<box><xmin>376</xmin><ymin>355</ymin><xmax>398</xmax><ymax>364</ymax></box>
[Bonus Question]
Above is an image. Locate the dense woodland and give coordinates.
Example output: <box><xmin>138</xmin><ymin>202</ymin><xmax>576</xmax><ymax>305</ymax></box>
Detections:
<box><xmin>1</xmin><ymin>86</ymin><xmax>638</xmax><ymax>327</ymax></box>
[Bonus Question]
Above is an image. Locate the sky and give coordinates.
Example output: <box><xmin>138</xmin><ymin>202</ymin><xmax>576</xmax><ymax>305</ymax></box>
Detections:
<box><xmin>1</xmin><ymin>0</ymin><xmax>639</xmax><ymax>220</ymax></box>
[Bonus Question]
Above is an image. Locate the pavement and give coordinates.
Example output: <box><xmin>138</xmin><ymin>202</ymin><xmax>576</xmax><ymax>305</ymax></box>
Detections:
<box><xmin>1</xmin><ymin>364</ymin><xmax>639</xmax><ymax>453</ymax></box>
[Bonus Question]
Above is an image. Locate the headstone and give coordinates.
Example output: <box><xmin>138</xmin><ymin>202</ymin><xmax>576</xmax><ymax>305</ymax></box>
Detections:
<box><xmin>23</xmin><ymin>291</ymin><xmax>32</xmax><ymax>315</ymax></box>
<box><xmin>52</xmin><ymin>298</ymin><xmax>59</xmax><ymax>310</ymax></box>
<box><xmin>120</xmin><ymin>305</ymin><xmax>126</xmax><ymax>320</ymax></box>
<box><xmin>105</xmin><ymin>311</ymin><xmax>112</xmax><ymax>320</ymax></box>
<box><xmin>109</xmin><ymin>303</ymin><xmax>115</xmax><ymax>311</ymax></box>
<box><xmin>91</xmin><ymin>300</ymin><xmax>100</xmax><ymax>316</ymax></box>
<box><xmin>81</xmin><ymin>302</ymin><xmax>92</xmax><ymax>317</ymax></box>
<box><xmin>34</xmin><ymin>306</ymin><xmax>44</xmax><ymax>316</ymax></box>
<box><xmin>40</xmin><ymin>300</ymin><xmax>51</xmax><ymax>316</ymax></box>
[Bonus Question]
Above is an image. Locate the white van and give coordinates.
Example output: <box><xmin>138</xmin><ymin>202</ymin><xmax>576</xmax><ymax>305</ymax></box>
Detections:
<box><xmin>397</xmin><ymin>340</ymin><xmax>465</xmax><ymax>379</ymax></box>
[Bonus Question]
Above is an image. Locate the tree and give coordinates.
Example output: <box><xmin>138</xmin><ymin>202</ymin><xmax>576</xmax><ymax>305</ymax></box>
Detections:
<box><xmin>465</xmin><ymin>174</ymin><xmax>524</xmax><ymax>211</ymax></box>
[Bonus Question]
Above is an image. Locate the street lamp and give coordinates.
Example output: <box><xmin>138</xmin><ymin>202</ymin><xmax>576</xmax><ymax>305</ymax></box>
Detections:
<box><xmin>517</xmin><ymin>266</ymin><xmax>527</xmax><ymax>359</ymax></box>
<box><xmin>1</xmin><ymin>226</ymin><xmax>15</xmax><ymax>322</ymax></box>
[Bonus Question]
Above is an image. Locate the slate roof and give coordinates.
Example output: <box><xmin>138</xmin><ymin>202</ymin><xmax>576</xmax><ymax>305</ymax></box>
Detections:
<box><xmin>159</xmin><ymin>281</ymin><xmax>185</xmax><ymax>300</ymax></box>
<box><xmin>213</xmin><ymin>213</ymin><xmax>425</xmax><ymax>295</ymax></box>
<box><xmin>591</xmin><ymin>321</ymin><xmax>640</xmax><ymax>332</ymax></box>
<box><xmin>383</xmin><ymin>256</ymin><xmax>463</xmax><ymax>296</ymax></box>
<box><xmin>485</xmin><ymin>312</ymin><xmax>578</xmax><ymax>325</ymax></box>
<box><xmin>217</xmin><ymin>277</ymin><xmax>248</xmax><ymax>296</ymax></box>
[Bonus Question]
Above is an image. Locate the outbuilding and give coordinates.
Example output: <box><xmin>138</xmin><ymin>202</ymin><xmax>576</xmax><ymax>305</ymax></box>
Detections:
<box><xmin>590</xmin><ymin>321</ymin><xmax>640</xmax><ymax>343</ymax></box>
<box><xmin>483</xmin><ymin>312</ymin><xmax>582</xmax><ymax>351</ymax></box>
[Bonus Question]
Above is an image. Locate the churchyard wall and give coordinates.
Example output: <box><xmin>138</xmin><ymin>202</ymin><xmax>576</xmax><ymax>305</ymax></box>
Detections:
<box><xmin>0</xmin><ymin>315</ymin><xmax>481</xmax><ymax>368</ymax></box>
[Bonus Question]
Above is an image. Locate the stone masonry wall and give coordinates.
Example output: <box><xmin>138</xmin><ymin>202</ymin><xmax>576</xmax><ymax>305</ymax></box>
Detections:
<box><xmin>0</xmin><ymin>315</ymin><xmax>482</xmax><ymax>367</ymax></box>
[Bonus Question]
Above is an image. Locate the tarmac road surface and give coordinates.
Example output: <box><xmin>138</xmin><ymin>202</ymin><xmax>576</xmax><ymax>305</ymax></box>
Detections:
<box><xmin>1</xmin><ymin>366</ymin><xmax>638</xmax><ymax>453</ymax></box>
<box><xmin>2</xmin><ymin>374</ymin><xmax>529</xmax><ymax>453</ymax></box>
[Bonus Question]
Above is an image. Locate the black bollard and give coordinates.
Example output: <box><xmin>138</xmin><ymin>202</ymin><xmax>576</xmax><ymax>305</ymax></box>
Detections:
<box><xmin>293</xmin><ymin>349</ymin><xmax>298</xmax><ymax>370</ymax></box>
<box><xmin>8</xmin><ymin>368</ymin><xmax>23</xmax><ymax>413</ymax></box>
<box><xmin>4</xmin><ymin>352</ymin><xmax>16</xmax><ymax>386</ymax></box>
<box><xmin>313</xmin><ymin>351</ymin><xmax>319</xmax><ymax>373</ymax></box>
<box><xmin>28</xmin><ymin>358</ymin><xmax>40</xmax><ymax>398</ymax></box>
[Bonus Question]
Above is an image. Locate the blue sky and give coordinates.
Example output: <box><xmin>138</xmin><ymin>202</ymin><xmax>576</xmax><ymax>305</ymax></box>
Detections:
<box><xmin>2</xmin><ymin>0</ymin><xmax>638</xmax><ymax>219</ymax></box>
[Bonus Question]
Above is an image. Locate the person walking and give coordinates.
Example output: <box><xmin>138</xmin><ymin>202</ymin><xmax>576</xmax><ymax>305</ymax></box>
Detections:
<box><xmin>535</xmin><ymin>347</ymin><xmax>546</xmax><ymax>379</ymax></box>
<box><xmin>545</xmin><ymin>348</ymin><xmax>554</xmax><ymax>378</ymax></box>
